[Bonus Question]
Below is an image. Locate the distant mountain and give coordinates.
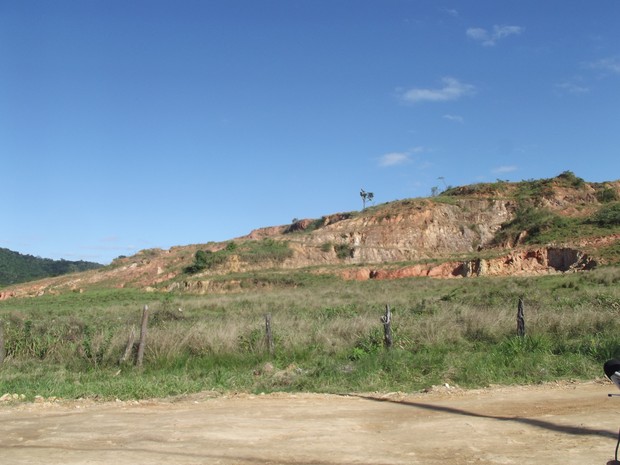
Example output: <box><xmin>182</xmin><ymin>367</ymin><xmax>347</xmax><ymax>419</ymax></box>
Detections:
<box><xmin>0</xmin><ymin>248</ymin><xmax>103</xmax><ymax>287</ymax></box>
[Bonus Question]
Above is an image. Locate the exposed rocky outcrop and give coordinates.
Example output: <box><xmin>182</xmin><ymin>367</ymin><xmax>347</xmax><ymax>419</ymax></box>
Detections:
<box><xmin>338</xmin><ymin>247</ymin><xmax>597</xmax><ymax>281</ymax></box>
<box><xmin>246</xmin><ymin>225</ymin><xmax>288</xmax><ymax>239</ymax></box>
<box><xmin>278</xmin><ymin>198</ymin><xmax>514</xmax><ymax>267</ymax></box>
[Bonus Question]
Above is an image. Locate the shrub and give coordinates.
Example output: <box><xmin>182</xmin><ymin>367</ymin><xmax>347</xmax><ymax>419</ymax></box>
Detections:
<box><xmin>320</xmin><ymin>242</ymin><xmax>333</xmax><ymax>253</ymax></box>
<box><xmin>493</xmin><ymin>206</ymin><xmax>571</xmax><ymax>245</ymax></box>
<box><xmin>241</xmin><ymin>239</ymin><xmax>293</xmax><ymax>264</ymax></box>
<box><xmin>590</xmin><ymin>202</ymin><xmax>620</xmax><ymax>227</ymax></box>
<box><xmin>516</xmin><ymin>179</ymin><xmax>555</xmax><ymax>201</ymax></box>
<box><xmin>184</xmin><ymin>250</ymin><xmax>227</xmax><ymax>273</ymax></box>
<box><xmin>556</xmin><ymin>170</ymin><xmax>585</xmax><ymax>188</ymax></box>
<box><xmin>595</xmin><ymin>187</ymin><xmax>619</xmax><ymax>203</ymax></box>
<box><xmin>334</xmin><ymin>244</ymin><xmax>354</xmax><ymax>259</ymax></box>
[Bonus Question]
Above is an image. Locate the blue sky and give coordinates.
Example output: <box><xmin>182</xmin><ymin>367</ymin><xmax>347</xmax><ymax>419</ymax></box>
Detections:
<box><xmin>2</xmin><ymin>1</ymin><xmax>619</xmax><ymax>264</ymax></box>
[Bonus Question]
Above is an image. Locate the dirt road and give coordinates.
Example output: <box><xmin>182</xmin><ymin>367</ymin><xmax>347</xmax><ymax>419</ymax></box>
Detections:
<box><xmin>1</xmin><ymin>381</ymin><xmax>620</xmax><ymax>465</ymax></box>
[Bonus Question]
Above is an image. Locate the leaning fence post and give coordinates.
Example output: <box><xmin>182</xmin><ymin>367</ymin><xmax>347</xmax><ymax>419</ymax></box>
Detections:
<box><xmin>136</xmin><ymin>305</ymin><xmax>149</xmax><ymax>367</ymax></box>
<box><xmin>381</xmin><ymin>304</ymin><xmax>393</xmax><ymax>349</ymax></box>
<box><xmin>517</xmin><ymin>297</ymin><xmax>525</xmax><ymax>337</ymax></box>
<box><xmin>119</xmin><ymin>325</ymin><xmax>136</xmax><ymax>365</ymax></box>
<box><xmin>0</xmin><ymin>320</ymin><xmax>5</xmax><ymax>364</ymax></box>
<box><xmin>265</xmin><ymin>313</ymin><xmax>274</xmax><ymax>356</ymax></box>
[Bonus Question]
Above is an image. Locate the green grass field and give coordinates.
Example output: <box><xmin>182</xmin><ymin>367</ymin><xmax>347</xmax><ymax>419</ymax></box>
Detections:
<box><xmin>1</xmin><ymin>267</ymin><xmax>619</xmax><ymax>400</ymax></box>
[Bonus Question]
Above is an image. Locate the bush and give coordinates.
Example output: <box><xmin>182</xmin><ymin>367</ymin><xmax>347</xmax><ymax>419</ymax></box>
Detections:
<box><xmin>184</xmin><ymin>250</ymin><xmax>227</xmax><ymax>273</ymax></box>
<box><xmin>595</xmin><ymin>187</ymin><xmax>619</xmax><ymax>203</ymax></box>
<box><xmin>493</xmin><ymin>206</ymin><xmax>571</xmax><ymax>245</ymax></box>
<box><xmin>556</xmin><ymin>170</ymin><xmax>585</xmax><ymax>188</ymax></box>
<box><xmin>590</xmin><ymin>202</ymin><xmax>620</xmax><ymax>227</ymax></box>
<box><xmin>320</xmin><ymin>242</ymin><xmax>333</xmax><ymax>253</ymax></box>
<box><xmin>516</xmin><ymin>179</ymin><xmax>555</xmax><ymax>201</ymax></box>
<box><xmin>334</xmin><ymin>244</ymin><xmax>354</xmax><ymax>259</ymax></box>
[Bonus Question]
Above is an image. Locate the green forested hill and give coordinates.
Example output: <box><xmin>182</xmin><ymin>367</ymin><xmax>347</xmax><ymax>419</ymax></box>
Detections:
<box><xmin>0</xmin><ymin>248</ymin><xmax>102</xmax><ymax>287</ymax></box>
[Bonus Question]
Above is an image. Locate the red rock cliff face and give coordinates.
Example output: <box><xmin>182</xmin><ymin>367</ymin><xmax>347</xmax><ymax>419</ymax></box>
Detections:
<box><xmin>337</xmin><ymin>247</ymin><xmax>597</xmax><ymax>281</ymax></box>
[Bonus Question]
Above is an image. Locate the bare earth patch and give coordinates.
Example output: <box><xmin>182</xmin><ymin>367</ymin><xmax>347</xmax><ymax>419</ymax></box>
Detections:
<box><xmin>1</xmin><ymin>381</ymin><xmax>620</xmax><ymax>465</ymax></box>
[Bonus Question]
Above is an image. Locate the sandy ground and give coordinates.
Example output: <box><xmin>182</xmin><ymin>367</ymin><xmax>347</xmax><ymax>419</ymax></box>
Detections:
<box><xmin>1</xmin><ymin>381</ymin><xmax>620</xmax><ymax>465</ymax></box>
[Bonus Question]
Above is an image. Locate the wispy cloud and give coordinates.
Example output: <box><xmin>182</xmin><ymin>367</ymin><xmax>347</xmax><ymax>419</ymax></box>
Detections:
<box><xmin>467</xmin><ymin>25</ymin><xmax>523</xmax><ymax>46</ymax></box>
<box><xmin>378</xmin><ymin>152</ymin><xmax>411</xmax><ymax>167</ymax></box>
<box><xmin>492</xmin><ymin>165</ymin><xmax>518</xmax><ymax>174</ymax></box>
<box><xmin>443</xmin><ymin>114</ymin><xmax>464</xmax><ymax>123</ymax></box>
<box><xmin>466</xmin><ymin>27</ymin><xmax>488</xmax><ymax>42</ymax></box>
<box><xmin>378</xmin><ymin>147</ymin><xmax>427</xmax><ymax>167</ymax></box>
<box><xmin>555</xmin><ymin>79</ymin><xmax>590</xmax><ymax>95</ymax></box>
<box><xmin>444</xmin><ymin>8</ymin><xmax>459</xmax><ymax>17</ymax></box>
<box><xmin>588</xmin><ymin>56</ymin><xmax>620</xmax><ymax>74</ymax></box>
<box><xmin>401</xmin><ymin>77</ymin><xmax>475</xmax><ymax>104</ymax></box>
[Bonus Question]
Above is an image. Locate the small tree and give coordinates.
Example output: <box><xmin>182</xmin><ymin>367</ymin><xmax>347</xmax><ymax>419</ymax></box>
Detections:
<box><xmin>360</xmin><ymin>189</ymin><xmax>374</xmax><ymax>210</ymax></box>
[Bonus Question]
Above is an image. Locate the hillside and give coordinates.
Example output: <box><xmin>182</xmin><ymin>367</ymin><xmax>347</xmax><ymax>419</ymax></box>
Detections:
<box><xmin>1</xmin><ymin>172</ymin><xmax>619</xmax><ymax>300</ymax></box>
<box><xmin>0</xmin><ymin>248</ymin><xmax>102</xmax><ymax>287</ymax></box>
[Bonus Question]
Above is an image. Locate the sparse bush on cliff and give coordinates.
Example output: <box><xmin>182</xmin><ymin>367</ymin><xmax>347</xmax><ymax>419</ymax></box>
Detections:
<box><xmin>590</xmin><ymin>202</ymin><xmax>620</xmax><ymax>227</ymax></box>
<box><xmin>493</xmin><ymin>206</ymin><xmax>571</xmax><ymax>245</ymax></box>
<box><xmin>320</xmin><ymin>242</ymin><xmax>333</xmax><ymax>253</ymax></box>
<box><xmin>556</xmin><ymin>170</ymin><xmax>586</xmax><ymax>188</ymax></box>
<box><xmin>595</xmin><ymin>187</ymin><xmax>619</xmax><ymax>203</ymax></box>
<box><xmin>516</xmin><ymin>178</ymin><xmax>555</xmax><ymax>201</ymax></box>
<box><xmin>241</xmin><ymin>239</ymin><xmax>293</xmax><ymax>264</ymax></box>
<box><xmin>184</xmin><ymin>250</ymin><xmax>227</xmax><ymax>273</ymax></box>
<box><xmin>334</xmin><ymin>243</ymin><xmax>354</xmax><ymax>259</ymax></box>
<box><xmin>442</xmin><ymin>181</ymin><xmax>509</xmax><ymax>197</ymax></box>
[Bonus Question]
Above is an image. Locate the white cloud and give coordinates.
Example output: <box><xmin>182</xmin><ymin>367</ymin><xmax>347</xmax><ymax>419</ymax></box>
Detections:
<box><xmin>443</xmin><ymin>114</ymin><xmax>464</xmax><ymax>123</ymax></box>
<box><xmin>467</xmin><ymin>25</ymin><xmax>523</xmax><ymax>46</ymax></box>
<box><xmin>556</xmin><ymin>80</ymin><xmax>590</xmax><ymax>95</ymax></box>
<box><xmin>466</xmin><ymin>27</ymin><xmax>488</xmax><ymax>41</ymax></box>
<box><xmin>445</xmin><ymin>8</ymin><xmax>459</xmax><ymax>17</ymax></box>
<box><xmin>588</xmin><ymin>56</ymin><xmax>620</xmax><ymax>74</ymax></box>
<box><xmin>402</xmin><ymin>77</ymin><xmax>475</xmax><ymax>104</ymax></box>
<box><xmin>379</xmin><ymin>152</ymin><xmax>411</xmax><ymax>167</ymax></box>
<box><xmin>492</xmin><ymin>165</ymin><xmax>518</xmax><ymax>174</ymax></box>
<box><xmin>494</xmin><ymin>25</ymin><xmax>522</xmax><ymax>39</ymax></box>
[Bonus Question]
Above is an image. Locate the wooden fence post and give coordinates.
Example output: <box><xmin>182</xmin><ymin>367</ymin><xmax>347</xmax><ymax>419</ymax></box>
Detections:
<box><xmin>119</xmin><ymin>325</ymin><xmax>136</xmax><ymax>365</ymax></box>
<box><xmin>0</xmin><ymin>320</ymin><xmax>5</xmax><ymax>364</ymax></box>
<box><xmin>136</xmin><ymin>305</ymin><xmax>149</xmax><ymax>367</ymax></box>
<box><xmin>265</xmin><ymin>313</ymin><xmax>274</xmax><ymax>356</ymax></box>
<box><xmin>517</xmin><ymin>297</ymin><xmax>525</xmax><ymax>337</ymax></box>
<box><xmin>381</xmin><ymin>305</ymin><xmax>393</xmax><ymax>349</ymax></box>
